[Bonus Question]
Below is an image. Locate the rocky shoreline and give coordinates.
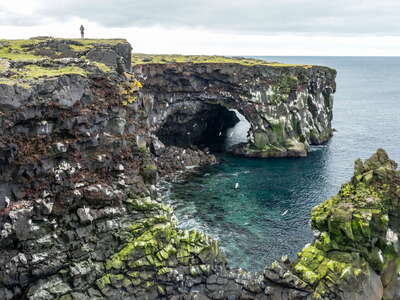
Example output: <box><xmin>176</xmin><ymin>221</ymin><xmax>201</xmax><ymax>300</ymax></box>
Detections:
<box><xmin>0</xmin><ymin>38</ymin><xmax>399</xmax><ymax>300</ymax></box>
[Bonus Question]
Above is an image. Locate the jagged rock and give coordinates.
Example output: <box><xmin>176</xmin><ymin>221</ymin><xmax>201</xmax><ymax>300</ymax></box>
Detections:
<box><xmin>82</xmin><ymin>184</ymin><xmax>123</xmax><ymax>207</ymax></box>
<box><xmin>290</xmin><ymin>148</ymin><xmax>400</xmax><ymax>299</ymax></box>
<box><xmin>151</xmin><ymin>137</ymin><xmax>166</xmax><ymax>156</ymax></box>
<box><xmin>140</xmin><ymin>163</ymin><xmax>158</xmax><ymax>184</ymax></box>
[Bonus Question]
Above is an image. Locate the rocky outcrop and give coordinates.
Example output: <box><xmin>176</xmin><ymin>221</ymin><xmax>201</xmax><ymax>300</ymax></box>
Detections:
<box><xmin>132</xmin><ymin>60</ymin><xmax>336</xmax><ymax>157</ymax></box>
<box><xmin>0</xmin><ymin>39</ymin><xmax>227</xmax><ymax>300</ymax></box>
<box><xmin>291</xmin><ymin>149</ymin><xmax>400</xmax><ymax>299</ymax></box>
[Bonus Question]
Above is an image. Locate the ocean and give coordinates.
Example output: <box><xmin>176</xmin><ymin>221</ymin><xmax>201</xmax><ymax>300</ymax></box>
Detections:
<box><xmin>161</xmin><ymin>57</ymin><xmax>400</xmax><ymax>271</ymax></box>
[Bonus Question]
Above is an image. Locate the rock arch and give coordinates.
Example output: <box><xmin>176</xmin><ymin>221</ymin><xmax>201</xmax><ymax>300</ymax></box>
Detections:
<box><xmin>133</xmin><ymin>62</ymin><xmax>336</xmax><ymax>157</ymax></box>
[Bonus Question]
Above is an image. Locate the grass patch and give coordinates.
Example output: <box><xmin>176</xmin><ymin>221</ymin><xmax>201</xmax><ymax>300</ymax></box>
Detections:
<box><xmin>92</xmin><ymin>61</ymin><xmax>111</xmax><ymax>72</ymax></box>
<box><xmin>0</xmin><ymin>38</ymin><xmax>128</xmax><ymax>61</ymax></box>
<box><xmin>0</xmin><ymin>39</ymin><xmax>44</xmax><ymax>61</ymax></box>
<box><xmin>0</xmin><ymin>78</ymin><xmax>16</xmax><ymax>85</ymax></box>
<box><xmin>71</xmin><ymin>38</ymin><xmax>127</xmax><ymax>46</ymax></box>
<box><xmin>18</xmin><ymin>65</ymin><xmax>87</xmax><ymax>79</ymax></box>
<box><xmin>132</xmin><ymin>53</ymin><xmax>314</xmax><ymax>69</ymax></box>
<box><xmin>69</xmin><ymin>39</ymin><xmax>127</xmax><ymax>52</ymax></box>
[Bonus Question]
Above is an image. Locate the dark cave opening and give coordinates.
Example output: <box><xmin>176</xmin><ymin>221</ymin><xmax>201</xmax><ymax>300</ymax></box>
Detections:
<box><xmin>156</xmin><ymin>103</ymin><xmax>249</xmax><ymax>152</ymax></box>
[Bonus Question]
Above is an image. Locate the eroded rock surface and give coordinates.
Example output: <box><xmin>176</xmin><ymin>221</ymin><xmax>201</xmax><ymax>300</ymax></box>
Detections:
<box><xmin>0</xmin><ymin>40</ymin><xmax>223</xmax><ymax>300</ymax></box>
<box><xmin>133</xmin><ymin>61</ymin><xmax>336</xmax><ymax>158</ymax></box>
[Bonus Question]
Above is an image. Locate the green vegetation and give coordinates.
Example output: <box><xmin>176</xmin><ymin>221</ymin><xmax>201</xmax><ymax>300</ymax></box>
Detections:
<box><xmin>132</xmin><ymin>53</ymin><xmax>314</xmax><ymax>68</ymax></box>
<box><xmin>293</xmin><ymin>149</ymin><xmax>400</xmax><ymax>298</ymax></box>
<box><xmin>0</xmin><ymin>78</ymin><xmax>30</xmax><ymax>88</ymax></box>
<box><xmin>0</xmin><ymin>39</ymin><xmax>44</xmax><ymax>61</ymax></box>
<box><xmin>119</xmin><ymin>73</ymin><xmax>142</xmax><ymax>106</ymax></box>
<box><xmin>69</xmin><ymin>38</ymin><xmax>127</xmax><ymax>46</ymax></box>
<box><xmin>270</xmin><ymin>74</ymin><xmax>300</xmax><ymax>104</ymax></box>
<box><xmin>0</xmin><ymin>38</ymin><xmax>131</xmax><ymax>85</ymax></box>
<box><xmin>19</xmin><ymin>65</ymin><xmax>87</xmax><ymax>79</ymax></box>
<box><xmin>68</xmin><ymin>38</ymin><xmax>127</xmax><ymax>52</ymax></box>
<box><xmin>92</xmin><ymin>61</ymin><xmax>111</xmax><ymax>73</ymax></box>
<box><xmin>96</xmin><ymin>196</ymin><xmax>224</xmax><ymax>296</ymax></box>
<box><xmin>0</xmin><ymin>38</ymin><xmax>127</xmax><ymax>61</ymax></box>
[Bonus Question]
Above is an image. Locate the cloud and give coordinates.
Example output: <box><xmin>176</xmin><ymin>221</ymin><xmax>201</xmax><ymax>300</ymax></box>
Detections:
<box><xmin>1</xmin><ymin>0</ymin><xmax>400</xmax><ymax>36</ymax></box>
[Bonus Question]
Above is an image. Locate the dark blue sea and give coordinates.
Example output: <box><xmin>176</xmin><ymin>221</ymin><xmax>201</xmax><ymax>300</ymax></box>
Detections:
<box><xmin>162</xmin><ymin>57</ymin><xmax>400</xmax><ymax>271</ymax></box>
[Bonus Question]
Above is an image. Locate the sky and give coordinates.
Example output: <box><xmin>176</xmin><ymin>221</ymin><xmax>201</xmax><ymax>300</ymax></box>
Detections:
<box><xmin>0</xmin><ymin>0</ymin><xmax>399</xmax><ymax>56</ymax></box>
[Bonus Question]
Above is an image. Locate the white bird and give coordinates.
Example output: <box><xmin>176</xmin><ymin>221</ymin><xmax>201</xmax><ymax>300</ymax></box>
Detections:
<box><xmin>229</xmin><ymin>132</ymin><xmax>234</xmax><ymax>137</ymax></box>
<box><xmin>281</xmin><ymin>209</ymin><xmax>289</xmax><ymax>216</ymax></box>
<box><xmin>219</xmin><ymin>131</ymin><xmax>222</xmax><ymax>136</ymax></box>
<box><xmin>234</xmin><ymin>182</ymin><xmax>239</xmax><ymax>189</ymax></box>
<box><xmin>5</xmin><ymin>196</ymin><xmax>10</xmax><ymax>208</ymax></box>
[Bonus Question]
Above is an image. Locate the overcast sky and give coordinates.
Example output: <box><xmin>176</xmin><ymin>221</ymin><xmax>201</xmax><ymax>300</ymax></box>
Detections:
<box><xmin>0</xmin><ymin>0</ymin><xmax>399</xmax><ymax>55</ymax></box>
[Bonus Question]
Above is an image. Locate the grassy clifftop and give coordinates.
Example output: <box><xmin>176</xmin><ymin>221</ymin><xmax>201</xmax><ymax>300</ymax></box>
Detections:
<box><xmin>132</xmin><ymin>53</ymin><xmax>314</xmax><ymax>68</ymax></box>
<box><xmin>0</xmin><ymin>38</ymin><xmax>131</xmax><ymax>85</ymax></box>
<box><xmin>0</xmin><ymin>38</ymin><xmax>127</xmax><ymax>61</ymax></box>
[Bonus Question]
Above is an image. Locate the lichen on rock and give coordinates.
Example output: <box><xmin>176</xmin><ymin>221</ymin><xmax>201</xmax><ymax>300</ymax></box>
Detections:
<box><xmin>291</xmin><ymin>149</ymin><xmax>400</xmax><ymax>299</ymax></box>
<box><xmin>96</xmin><ymin>196</ymin><xmax>225</xmax><ymax>297</ymax></box>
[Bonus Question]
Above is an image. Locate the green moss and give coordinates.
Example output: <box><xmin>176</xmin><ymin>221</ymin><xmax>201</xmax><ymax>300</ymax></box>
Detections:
<box><xmin>96</xmin><ymin>274</ymin><xmax>112</xmax><ymax>290</ymax></box>
<box><xmin>92</xmin><ymin>61</ymin><xmax>111</xmax><ymax>73</ymax></box>
<box><xmin>118</xmin><ymin>75</ymin><xmax>142</xmax><ymax>106</ymax></box>
<box><xmin>0</xmin><ymin>38</ymin><xmax>127</xmax><ymax>62</ymax></box>
<box><xmin>73</xmin><ymin>38</ymin><xmax>127</xmax><ymax>46</ymax></box>
<box><xmin>270</xmin><ymin>74</ymin><xmax>300</xmax><ymax>104</ymax></box>
<box><xmin>254</xmin><ymin>131</ymin><xmax>269</xmax><ymax>149</ymax></box>
<box><xmin>125</xmin><ymin>197</ymin><xmax>172</xmax><ymax>214</ymax></box>
<box><xmin>157</xmin><ymin>267</ymin><xmax>173</xmax><ymax>275</ymax></box>
<box><xmin>17</xmin><ymin>65</ymin><xmax>88</xmax><ymax>79</ymax></box>
<box><xmin>69</xmin><ymin>39</ymin><xmax>127</xmax><ymax>53</ymax></box>
<box><xmin>97</xmin><ymin>194</ymin><xmax>225</xmax><ymax>292</ymax></box>
<box><xmin>292</xmin><ymin>149</ymin><xmax>400</xmax><ymax>298</ymax></box>
<box><xmin>0</xmin><ymin>39</ymin><xmax>44</xmax><ymax>61</ymax></box>
<box><xmin>269</xmin><ymin>119</ymin><xmax>287</xmax><ymax>145</ymax></box>
<box><xmin>132</xmin><ymin>53</ymin><xmax>314</xmax><ymax>68</ymax></box>
<box><xmin>0</xmin><ymin>78</ymin><xmax>31</xmax><ymax>88</ymax></box>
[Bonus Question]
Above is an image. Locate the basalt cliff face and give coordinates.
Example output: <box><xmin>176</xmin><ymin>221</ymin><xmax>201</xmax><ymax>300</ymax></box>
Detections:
<box><xmin>132</xmin><ymin>57</ymin><xmax>336</xmax><ymax>157</ymax></box>
<box><xmin>0</xmin><ymin>39</ymin><xmax>218</xmax><ymax>300</ymax></box>
<box><xmin>0</xmin><ymin>40</ymin><xmax>398</xmax><ymax>300</ymax></box>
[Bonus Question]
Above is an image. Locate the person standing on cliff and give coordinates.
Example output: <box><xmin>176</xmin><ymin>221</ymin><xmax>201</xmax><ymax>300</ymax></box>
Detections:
<box><xmin>80</xmin><ymin>25</ymin><xmax>85</xmax><ymax>39</ymax></box>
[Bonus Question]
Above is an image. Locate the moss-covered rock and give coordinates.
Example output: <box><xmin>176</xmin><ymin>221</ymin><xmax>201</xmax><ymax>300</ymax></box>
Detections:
<box><xmin>132</xmin><ymin>53</ymin><xmax>315</xmax><ymax>68</ymax></box>
<box><xmin>0</xmin><ymin>38</ymin><xmax>133</xmax><ymax>89</ymax></box>
<box><xmin>96</xmin><ymin>196</ymin><xmax>225</xmax><ymax>297</ymax></box>
<box><xmin>292</xmin><ymin>149</ymin><xmax>400</xmax><ymax>299</ymax></box>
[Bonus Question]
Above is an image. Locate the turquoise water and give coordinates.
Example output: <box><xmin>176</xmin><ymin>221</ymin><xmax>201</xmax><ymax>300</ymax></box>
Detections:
<box><xmin>163</xmin><ymin>57</ymin><xmax>400</xmax><ymax>271</ymax></box>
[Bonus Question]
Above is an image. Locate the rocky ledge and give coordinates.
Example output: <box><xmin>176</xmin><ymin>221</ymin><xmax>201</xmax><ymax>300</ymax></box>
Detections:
<box><xmin>0</xmin><ymin>40</ymin><xmax>398</xmax><ymax>300</ymax></box>
<box><xmin>132</xmin><ymin>54</ymin><xmax>336</xmax><ymax>158</ymax></box>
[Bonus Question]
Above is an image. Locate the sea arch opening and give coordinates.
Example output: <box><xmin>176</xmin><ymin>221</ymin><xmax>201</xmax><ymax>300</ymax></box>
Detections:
<box><xmin>155</xmin><ymin>101</ymin><xmax>250</xmax><ymax>152</ymax></box>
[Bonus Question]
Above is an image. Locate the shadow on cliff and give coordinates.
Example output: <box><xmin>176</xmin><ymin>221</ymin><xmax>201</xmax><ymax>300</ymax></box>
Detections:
<box><xmin>155</xmin><ymin>103</ymin><xmax>250</xmax><ymax>153</ymax></box>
